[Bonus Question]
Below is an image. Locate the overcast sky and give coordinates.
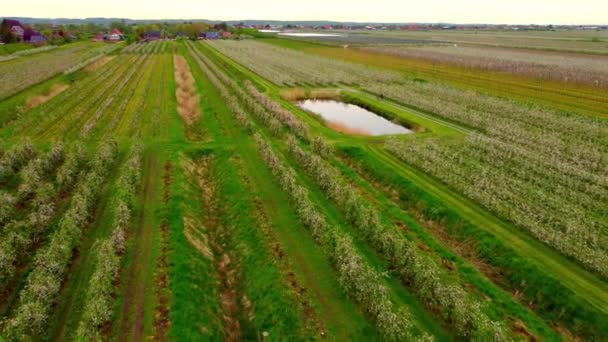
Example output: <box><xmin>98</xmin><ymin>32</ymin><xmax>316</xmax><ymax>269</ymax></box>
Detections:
<box><xmin>5</xmin><ymin>0</ymin><xmax>607</xmax><ymax>25</ymax></box>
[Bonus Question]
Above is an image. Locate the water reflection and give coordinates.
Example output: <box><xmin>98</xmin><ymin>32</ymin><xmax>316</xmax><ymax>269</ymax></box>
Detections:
<box><xmin>297</xmin><ymin>100</ymin><xmax>412</xmax><ymax>136</ymax></box>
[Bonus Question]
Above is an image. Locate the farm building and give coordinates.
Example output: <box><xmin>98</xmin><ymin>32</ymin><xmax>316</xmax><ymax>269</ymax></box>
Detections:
<box><xmin>205</xmin><ymin>32</ymin><xmax>220</xmax><ymax>40</ymax></box>
<box><xmin>2</xmin><ymin>19</ymin><xmax>47</xmax><ymax>44</ymax></box>
<box><xmin>144</xmin><ymin>31</ymin><xmax>161</xmax><ymax>41</ymax></box>
<box><xmin>10</xmin><ymin>25</ymin><xmax>25</xmax><ymax>40</ymax></box>
<box><xmin>23</xmin><ymin>28</ymin><xmax>46</xmax><ymax>44</ymax></box>
<box><xmin>92</xmin><ymin>32</ymin><xmax>105</xmax><ymax>42</ymax></box>
<box><xmin>1</xmin><ymin>19</ymin><xmax>25</xmax><ymax>42</ymax></box>
<box><xmin>109</xmin><ymin>28</ymin><xmax>123</xmax><ymax>42</ymax></box>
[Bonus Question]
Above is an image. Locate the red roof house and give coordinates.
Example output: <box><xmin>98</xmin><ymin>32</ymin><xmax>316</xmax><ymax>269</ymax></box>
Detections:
<box><xmin>2</xmin><ymin>19</ymin><xmax>25</xmax><ymax>41</ymax></box>
<box><xmin>109</xmin><ymin>28</ymin><xmax>122</xmax><ymax>42</ymax></box>
<box><xmin>92</xmin><ymin>32</ymin><xmax>105</xmax><ymax>42</ymax></box>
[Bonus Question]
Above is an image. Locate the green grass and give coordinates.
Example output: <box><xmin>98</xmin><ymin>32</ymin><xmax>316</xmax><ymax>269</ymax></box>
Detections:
<box><xmin>166</xmin><ymin>147</ymin><xmax>223</xmax><ymax>340</ymax></box>
<box><xmin>0</xmin><ymin>43</ymin><xmax>35</xmax><ymax>56</ymax></box>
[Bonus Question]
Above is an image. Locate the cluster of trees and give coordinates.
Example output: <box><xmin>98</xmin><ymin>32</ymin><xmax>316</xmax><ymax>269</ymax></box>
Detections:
<box><xmin>56</xmin><ymin>144</ymin><xmax>89</xmax><ymax>188</ymax></box>
<box><xmin>0</xmin><ymin>143</ymin><xmax>79</xmax><ymax>293</ymax></box>
<box><xmin>77</xmin><ymin>143</ymin><xmax>143</xmax><ymax>339</ymax></box>
<box><xmin>244</xmin><ymin>81</ymin><xmax>309</xmax><ymax>140</ymax></box>
<box><xmin>0</xmin><ymin>139</ymin><xmax>36</xmax><ymax>179</ymax></box>
<box><xmin>17</xmin><ymin>143</ymin><xmax>64</xmax><ymax>199</ymax></box>
<box><xmin>3</xmin><ymin>140</ymin><xmax>117</xmax><ymax>339</ymax></box>
<box><xmin>0</xmin><ymin>190</ymin><xmax>15</xmax><ymax>226</ymax></box>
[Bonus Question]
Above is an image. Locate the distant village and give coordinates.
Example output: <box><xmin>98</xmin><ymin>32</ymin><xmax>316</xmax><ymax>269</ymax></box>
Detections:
<box><xmin>2</xmin><ymin>17</ymin><xmax>606</xmax><ymax>46</ymax></box>
<box><xmin>1</xmin><ymin>18</ymin><xmax>237</xmax><ymax>46</ymax></box>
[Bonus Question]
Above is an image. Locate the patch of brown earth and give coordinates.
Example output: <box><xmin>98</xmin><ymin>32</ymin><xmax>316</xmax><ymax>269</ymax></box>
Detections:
<box><xmin>183</xmin><ymin>216</ymin><xmax>213</xmax><ymax>260</ymax></box>
<box><xmin>173</xmin><ymin>55</ymin><xmax>201</xmax><ymax>126</ymax></box>
<box><xmin>325</xmin><ymin>121</ymin><xmax>370</xmax><ymax>136</ymax></box>
<box><xmin>119</xmin><ymin>154</ymin><xmax>158</xmax><ymax>342</ymax></box>
<box><xmin>183</xmin><ymin>156</ymin><xmax>241</xmax><ymax>341</ymax></box>
<box><xmin>84</xmin><ymin>56</ymin><xmax>114</xmax><ymax>72</ymax></box>
<box><xmin>232</xmin><ymin>156</ymin><xmax>325</xmax><ymax>337</ymax></box>
<box><xmin>23</xmin><ymin>84</ymin><xmax>69</xmax><ymax>111</ymax></box>
<box><xmin>512</xmin><ymin>319</ymin><xmax>536</xmax><ymax>341</ymax></box>
<box><xmin>553</xmin><ymin>324</ymin><xmax>583</xmax><ymax>342</ymax></box>
<box><xmin>153</xmin><ymin>160</ymin><xmax>172</xmax><ymax>340</ymax></box>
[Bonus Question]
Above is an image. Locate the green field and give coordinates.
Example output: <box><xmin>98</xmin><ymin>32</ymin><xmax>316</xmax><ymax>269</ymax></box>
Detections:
<box><xmin>0</xmin><ymin>32</ymin><xmax>606</xmax><ymax>341</ymax></box>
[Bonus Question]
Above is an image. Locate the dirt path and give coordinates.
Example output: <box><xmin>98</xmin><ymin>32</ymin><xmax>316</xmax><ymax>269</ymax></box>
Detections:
<box><xmin>118</xmin><ymin>152</ymin><xmax>159</xmax><ymax>341</ymax></box>
<box><xmin>152</xmin><ymin>161</ymin><xmax>172</xmax><ymax>340</ymax></box>
<box><xmin>194</xmin><ymin>156</ymin><xmax>241</xmax><ymax>341</ymax></box>
<box><xmin>232</xmin><ymin>134</ymin><xmax>361</xmax><ymax>340</ymax></box>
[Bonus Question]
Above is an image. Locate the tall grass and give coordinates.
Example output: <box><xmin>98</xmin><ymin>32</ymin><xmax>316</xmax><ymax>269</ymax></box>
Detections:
<box><xmin>173</xmin><ymin>55</ymin><xmax>201</xmax><ymax>126</ymax></box>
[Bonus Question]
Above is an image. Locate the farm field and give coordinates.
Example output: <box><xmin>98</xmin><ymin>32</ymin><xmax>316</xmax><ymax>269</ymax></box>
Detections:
<box><xmin>0</xmin><ymin>31</ymin><xmax>607</xmax><ymax>342</ymax></box>
<box><xmin>290</xmin><ymin>29</ymin><xmax>608</xmax><ymax>54</ymax></box>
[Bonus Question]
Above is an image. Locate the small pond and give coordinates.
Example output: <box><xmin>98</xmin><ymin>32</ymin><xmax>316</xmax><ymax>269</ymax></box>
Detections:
<box><xmin>278</xmin><ymin>32</ymin><xmax>346</xmax><ymax>37</ymax></box>
<box><xmin>297</xmin><ymin>99</ymin><xmax>412</xmax><ymax>136</ymax></box>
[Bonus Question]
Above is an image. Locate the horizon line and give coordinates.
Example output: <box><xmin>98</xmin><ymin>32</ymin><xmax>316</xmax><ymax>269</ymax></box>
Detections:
<box><xmin>3</xmin><ymin>16</ymin><xmax>607</xmax><ymax>26</ymax></box>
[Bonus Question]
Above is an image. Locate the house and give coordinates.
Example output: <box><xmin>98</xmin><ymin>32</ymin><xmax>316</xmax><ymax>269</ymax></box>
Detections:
<box><xmin>144</xmin><ymin>31</ymin><xmax>161</xmax><ymax>41</ymax></box>
<box><xmin>23</xmin><ymin>28</ymin><xmax>46</xmax><ymax>44</ymax></box>
<box><xmin>2</xmin><ymin>19</ymin><xmax>25</xmax><ymax>41</ymax></box>
<box><xmin>221</xmin><ymin>31</ymin><xmax>232</xmax><ymax>39</ymax></box>
<box><xmin>1</xmin><ymin>19</ymin><xmax>46</xmax><ymax>44</ymax></box>
<box><xmin>92</xmin><ymin>32</ymin><xmax>105</xmax><ymax>42</ymax></box>
<box><xmin>10</xmin><ymin>25</ymin><xmax>25</xmax><ymax>41</ymax></box>
<box><xmin>205</xmin><ymin>31</ymin><xmax>219</xmax><ymax>40</ymax></box>
<box><xmin>109</xmin><ymin>28</ymin><xmax>122</xmax><ymax>42</ymax></box>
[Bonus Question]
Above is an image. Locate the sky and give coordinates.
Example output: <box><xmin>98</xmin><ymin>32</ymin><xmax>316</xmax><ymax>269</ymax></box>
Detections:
<box><xmin>5</xmin><ymin>0</ymin><xmax>607</xmax><ymax>25</ymax></box>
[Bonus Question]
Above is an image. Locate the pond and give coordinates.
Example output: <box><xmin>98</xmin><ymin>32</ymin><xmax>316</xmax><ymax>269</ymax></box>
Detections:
<box><xmin>297</xmin><ymin>99</ymin><xmax>412</xmax><ymax>136</ymax></box>
<box><xmin>278</xmin><ymin>33</ymin><xmax>346</xmax><ymax>37</ymax></box>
